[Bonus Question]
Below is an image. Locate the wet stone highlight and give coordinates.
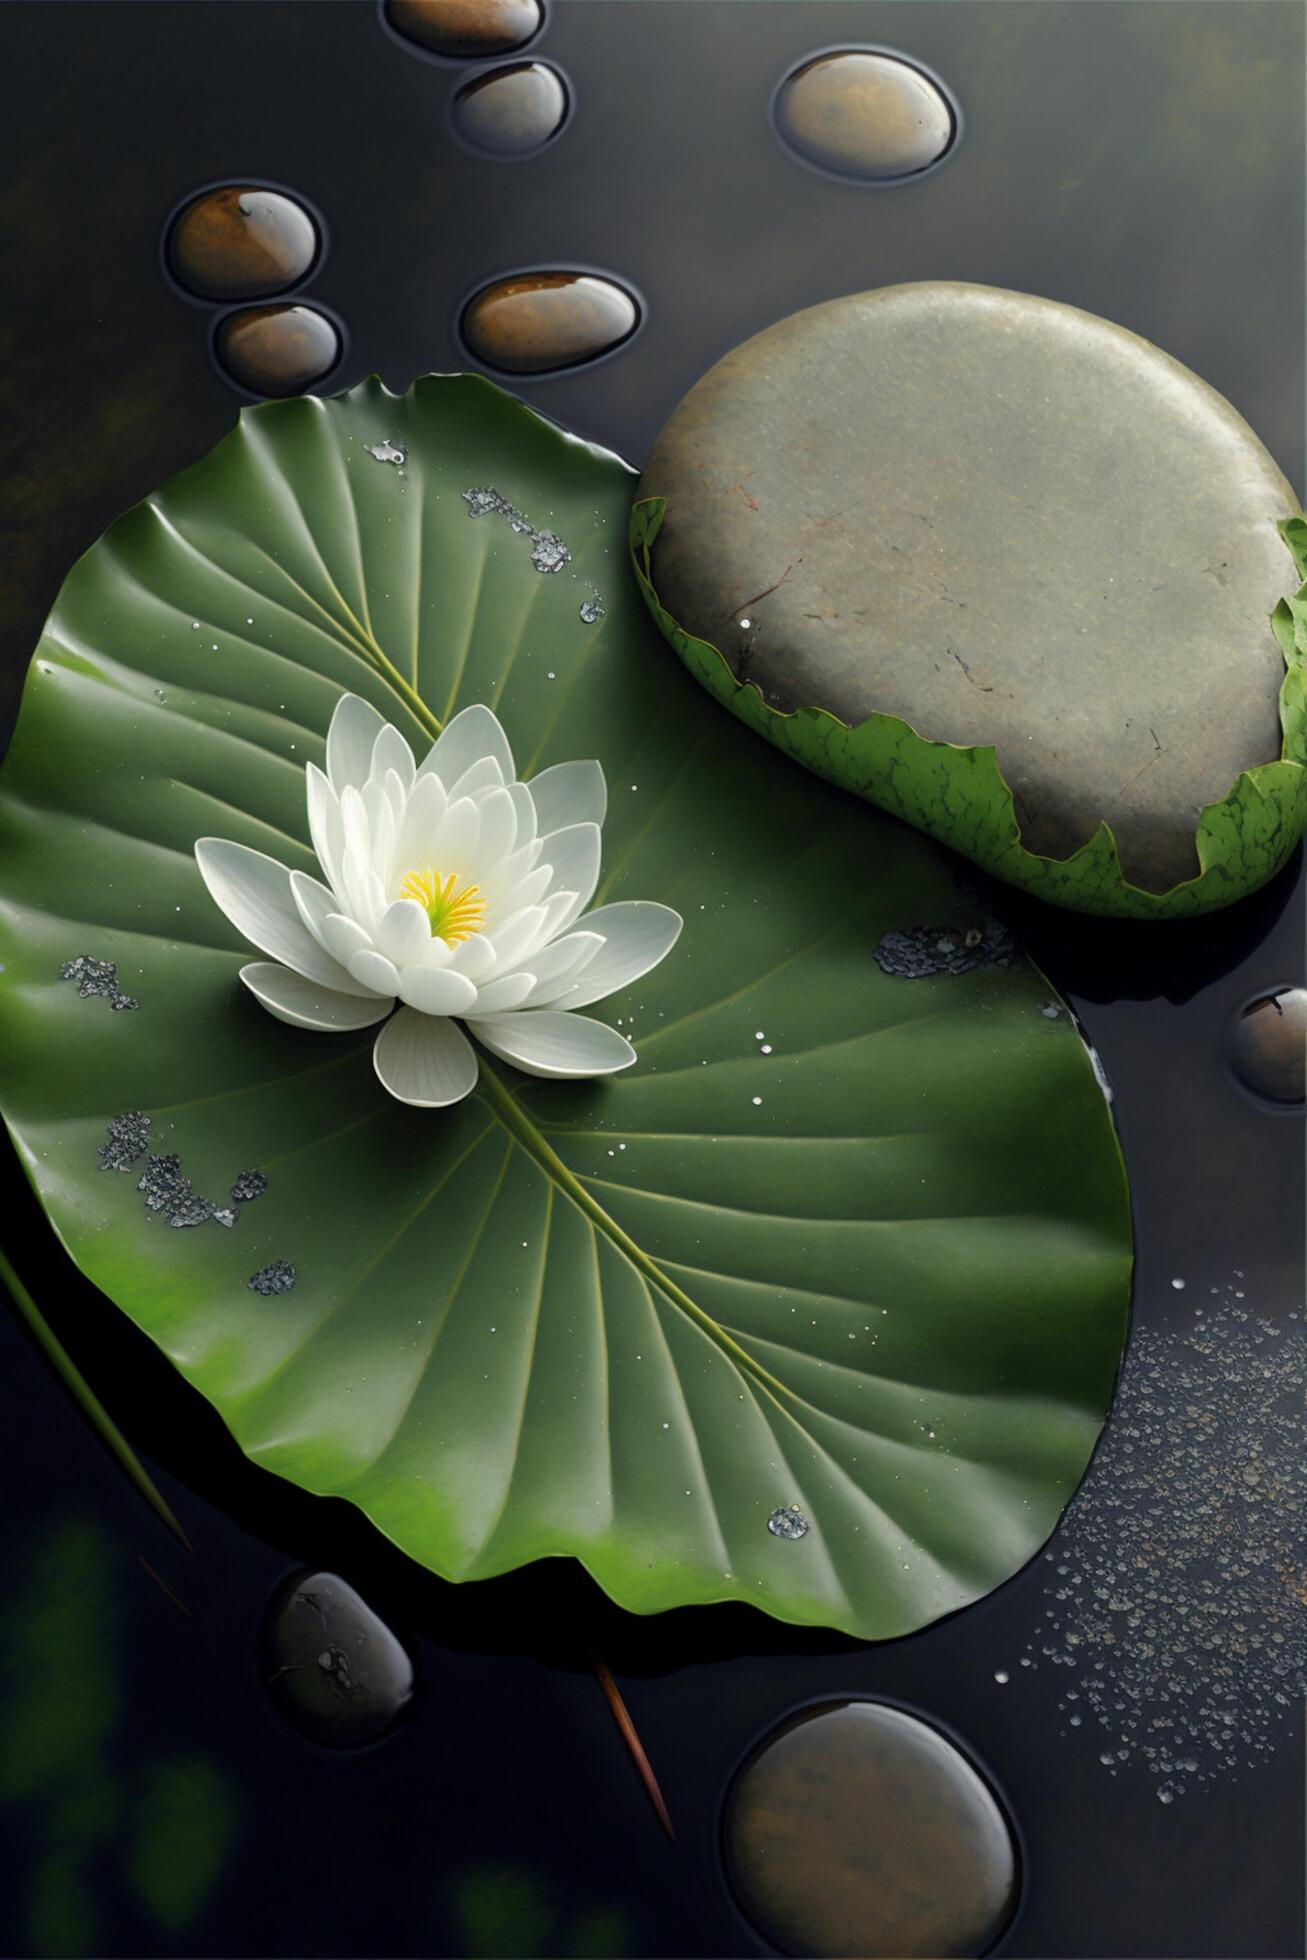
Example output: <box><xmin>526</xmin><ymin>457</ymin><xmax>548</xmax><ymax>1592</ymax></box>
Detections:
<box><xmin>1228</xmin><ymin>986</ymin><xmax>1306</xmax><ymax>1105</ymax></box>
<box><xmin>261</xmin><ymin>1570</ymin><xmax>415</xmax><ymax>1747</ymax></box>
<box><xmin>775</xmin><ymin>50</ymin><xmax>956</xmax><ymax>182</ymax></box>
<box><xmin>452</xmin><ymin>61</ymin><xmax>569</xmax><ymax>157</ymax></box>
<box><xmin>214</xmin><ymin>304</ymin><xmax>341</xmax><ymax>398</ymax></box>
<box><xmin>724</xmin><ymin>1699</ymin><xmax>1018</xmax><ymax>1958</ymax></box>
<box><xmin>383</xmin><ymin>0</ymin><xmax>542</xmax><ymax>59</ymax></box>
<box><xmin>60</xmin><ymin>953</ymin><xmax>138</xmax><ymax>1011</ymax></box>
<box><xmin>167</xmin><ymin>186</ymin><xmax>319</xmax><ymax>301</ymax></box>
<box><xmin>461</xmin><ymin>273</ymin><xmax>639</xmax><ymax>375</ymax></box>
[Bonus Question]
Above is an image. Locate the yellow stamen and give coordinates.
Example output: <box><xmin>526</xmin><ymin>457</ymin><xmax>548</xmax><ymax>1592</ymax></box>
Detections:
<box><xmin>401</xmin><ymin>868</ymin><xmax>486</xmax><ymax>943</ymax></box>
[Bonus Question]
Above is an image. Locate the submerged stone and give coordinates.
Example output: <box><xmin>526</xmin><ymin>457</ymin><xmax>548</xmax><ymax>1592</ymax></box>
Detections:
<box><xmin>775</xmin><ymin>50</ymin><xmax>956</xmax><ymax>181</ymax></box>
<box><xmin>383</xmin><ymin>0</ymin><xmax>542</xmax><ymax>58</ymax></box>
<box><xmin>639</xmin><ymin>283</ymin><xmax>1300</xmax><ymax>894</ymax></box>
<box><xmin>261</xmin><ymin>1570</ymin><xmax>415</xmax><ymax>1748</ymax></box>
<box><xmin>1228</xmin><ymin>987</ymin><xmax>1306</xmax><ymax>1105</ymax></box>
<box><xmin>451</xmin><ymin>60</ymin><xmax>569</xmax><ymax>157</ymax></box>
<box><xmin>462</xmin><ymin>272</ymin><xmax>639</xmax><ymax>375</ymax></box>
<box><xmin>723</xmin><ymin>1699</ymin><xmax>1018</xmax><ymax>1958</ymax></box>
<box><xmin>167</xmin><ymin>186</ymin><xmax>318</xmax><ymax>301</ymax></box>
<box><xmin>214</xmin><ymin>304</ymin><xmax>341</xmax><ymax>397</ymax></box>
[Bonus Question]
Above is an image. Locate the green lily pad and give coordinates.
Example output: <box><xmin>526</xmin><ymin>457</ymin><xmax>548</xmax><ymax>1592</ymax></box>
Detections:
<box><xmin>0</xmin><ymin>375</ymin><xmax>1132</xmax><ymax>1642</ymax></box>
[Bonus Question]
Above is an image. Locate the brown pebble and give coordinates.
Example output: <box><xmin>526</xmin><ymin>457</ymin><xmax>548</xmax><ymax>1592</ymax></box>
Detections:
<box><xmin>1229</xmin><ymin>987</ymin><xmax>1306</xmax><ymax>1105</ymax></box>
<box><xmin>462</xmin><ymin>272</ymin><xmax>638</xmax><ymax>375</ymax></box>
<box><xmin>168</xmin><ymin>186</ymin><xmax>319</xmax><ymax>300</ymax></box>
<box><xmin>724</xmin><ymin>1700</ymin><xmax>1018</xmax><ymax>1959</ymax></box>
<box><xmin>214</xmin><ymin>304</ymin><xmax>341</xmax><ymax>397</ymax></box>
<box><xmin>776</xmin><ymin>50</ymin><xmax>955</xmax><ymax>181</ymax></box>
<box><xmin>452</xmin><ymin>60</ymin><xmax>568</xmax><ymax>156</ymax></box>
<box><xmin>384</xmin><ymin>0</ymin><xmax>542</xmax><ymax>58</ymax></box>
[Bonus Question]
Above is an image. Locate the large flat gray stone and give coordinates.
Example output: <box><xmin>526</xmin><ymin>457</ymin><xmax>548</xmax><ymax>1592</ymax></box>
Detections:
<box><xmin>639</xmin><ymin>284</ymin><xmax>1300</xmax><ymax>892</ymax></box>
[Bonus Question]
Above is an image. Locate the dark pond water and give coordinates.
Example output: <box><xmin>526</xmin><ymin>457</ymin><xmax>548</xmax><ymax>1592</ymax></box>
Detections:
<box><xmin>0</xmin><ymin>3</ymin><xmax>1303</xmax><ymax>1955</ymax></box>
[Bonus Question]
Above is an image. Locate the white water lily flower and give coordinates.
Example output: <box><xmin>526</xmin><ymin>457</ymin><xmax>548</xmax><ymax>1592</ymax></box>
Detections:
<box><xmin>194</xmin><ymin>694</ymin><xmax>682</xmax><ymax>1107</ymax></box>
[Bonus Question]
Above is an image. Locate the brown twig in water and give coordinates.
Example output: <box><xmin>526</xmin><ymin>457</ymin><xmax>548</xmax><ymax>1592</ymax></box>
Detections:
<box><xmin>137</xmin><ymin>1553</ymin><xmax>192</xmax><ymax>1620</ymax></box>
<box><xmin>592</xmin><ymin>1658</ymin><xmax>676</xmax><ymax>1842</ymax></box>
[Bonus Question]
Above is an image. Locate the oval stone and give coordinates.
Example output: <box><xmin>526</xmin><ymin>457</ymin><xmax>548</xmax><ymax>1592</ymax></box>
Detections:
<box><xmin>167</xmin><ymin>185</ymin><xmax>319</xmax><ymax>301</ymax></box>
<box><xmin>723</xmin><ymin>1699</ymin><xmax>1018</xmax><ymax>1958</ymax></box>
<box><xmin>638</xmin><ymin>284</ymin><xmax>1300</xmax><ymax>893</ymax></box>
<box><xmin>451</xmin><ymin>60</ymin><xmax>569</xmax><ymax>157</ymax></box>
<box><xmin>462</xmin><ymin>272</ymin><xmax>638</xmax><ymax>375</ymax></box>
<box><xmin>383</xmin><ymin>0</ymin><xmax>542</xmax><ymax>59</ymax></box>
<box><xmin>261</xmin><ymin>1569</ymin><xmax>416</xmax><ymax>1748</ymax></box>
<box><xmin>775</xmin><ymin>50</ymin><xmax>956</xmax><ymax>181</ymax></box>
<box><xmin>1228</xmin><ymin>986</ymin><xmax>1306</xmax><ymax>1105</ymax></box>
<box><xmin>214</xmin><ymin>303</ymin><xmax>341</xmax><ymax>397</ymax></box>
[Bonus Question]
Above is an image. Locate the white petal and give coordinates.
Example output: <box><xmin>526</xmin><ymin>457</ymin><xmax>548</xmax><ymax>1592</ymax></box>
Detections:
<box><xmin>520</xmin><ymin>930</ymin><xmax>604</xmax><ymax>1006</ymax></box>
<box><xmin>195</xmin><ymin>838</ymin><xmax>364</xmax><ymax>992</ymax></box>
<box><xmin>326</xmin><ymin>694</ymin><xmax>386</xmax><ymax>796</ymax></box>
<box><xmin>397</xmin><ymin>966</ymin><xmax>479</xmax><ymax>1015</ymax></box>
<box><xmin>466</xmin><ymin>785</ymin><xmax>518</xmax><ymax>875</ymax></box>
<box><xmin>427</xmin><ymin>796</ymin><xmax>480</xmax><ymax>873</ymax></box>
<box><xmin>506</xmin><ymin>782</ymin><xmax>538</xmax><ymax>846</ymax></box>
<box><xmin>391</xmin><ymin>770</ymin><xmax>447</xmax><ymax>873</ymax></box>
<box><xmin>468</xmin><ymin>1010</ymin><xmax>635</xmax><ymax>1079</ymax></box>
<box><xmin>553</xmin><ymin>903</ymin><xmax>683</xmax><ymax>1010</ymax></box>
<box><xmin>447</xmin><ymin>755</ymin><xmax>505</xmax><ymax>803</ymax></box>
<box><xmin>371</xmin><ymin>723</ymin><xmax>415</xmax><ymax>793</ymax></box>
<box><xmin>450</xmin><ymin>935</ymin><xmax>498</xmax><ymax>981</ymax></box>
<box><xmin>287</xmin><ymin>873</ymin><xmax>383</xmax><ymax>997</ymax></box>
<box><xmin>373</xmin><ymin>1007</ymin><xmax>479</xmax><ymax>1107</ymax></box>
<box><xmin>361</xmin><ymin>780</ymin><xmax>396</xmax><ymax>871</ymax></box>
<box><xmin>475</xmin><ymin>838</ymin><xmax>542</xmax><ymax>906</ymax></box>
<box><xmin>418</xmin><ymin>704</ymin><xmax>515</xmax><ymax>793</ymax></box>
<box><xmin>348</xmin><ymin>948</ymin><xmax>399</xmax><ymax>995</ymax></box>
<box><xmin>527</xmin><ymin>759</ymin><xmax>607</xmax><ymax>835</ymax></box>
<box><xmin>539</xmin><ymin>823</ymin><xmax>602</xmax><ymax>931</ymax></box>
<box><xmin>487</xmin><ymin>904</ymin><xmax>550</xmax><ymax>972</ymax></box>
<box><xmin>488</xmin><ymin>864</ymin><xmax>552</xmax><ymax>918</ymax></box>
<box><xmin>239</xmin><ymin>962</ymin><xmax>393</xmax><ymax>1032</ymax></box>
<box><xmin>306</xmin><ymin>763</ymin><xmax>345</xmax><ymax>893</ymax></box>
<box><xmin>467</xmin><ymin>971</ymin><xmax>536</xmax><ymax>1016</ymax></box>
<box><xmin>319</xmin><ymin>911</ymin><xmax>375</xmax><ymax>969</ymax></box>
<box><xmin>382</xmin><ymin>767</ymin><xmax>409</xmax><ymax>826</ymax></box>
<box><xmin>375</xmin><ymin>898</ymin><xmax>433</xmax><ymax>969</ymax></box>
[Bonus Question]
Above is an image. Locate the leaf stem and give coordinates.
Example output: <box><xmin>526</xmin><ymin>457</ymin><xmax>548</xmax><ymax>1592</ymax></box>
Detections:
<box><xmin>592</xmin><ymin>1658</ymin><xmax>676</xmax><ymax>1842</ymax></box>
<box><xmin>0</xmin><ymin>1245</ymin><xmax>193</xmax><ymax>1553</ymax></box>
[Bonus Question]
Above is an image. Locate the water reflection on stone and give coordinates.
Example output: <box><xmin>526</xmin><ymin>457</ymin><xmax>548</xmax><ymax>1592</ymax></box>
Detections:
<box><xmin>214</xmin><ymin>304</ymin><xmax>341</xmax><ymax>397</ymax></box>
<box><xmin>452</xmin><ymin>60</ymin><xmax>569</xmax><ymax>156</ymax></box>
<box><xmin>723</xmin><ymin>1699</ymin><xmax>1018</xmax><ymax>1958</ymax></box>
<box><xmin>384</xmin><ymin>0</ymin><xmax>543</xmax><ymax>59</ymax></box>
<box><xmin>462</xmin><ymin>272</ymin><xmax>639</xmax><ymax>374</ymax></box>
<box><xmin>775</xmin><ymin>50</ymin><xmax>956</xmax><ymax>182</ymax></box>
<box><xmin>167</xmin><ymin>186</ymin><xmax>319</xmax><ymax>300</ymax></box>
<box><xmin>262</xmin><ymin>1569</ymin><xmax>415</xmax><ymax>1748</ymax></box>
<box><xmin>1228</xmin><ymin>985</ymin><xmax>1306</xmax><ymax>1104</ymax></box>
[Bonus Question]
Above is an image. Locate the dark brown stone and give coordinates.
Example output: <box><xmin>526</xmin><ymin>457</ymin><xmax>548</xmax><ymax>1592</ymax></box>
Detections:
<box><xmin>384</xmin><ymin>0</ymin><xmax>541</xmax><ymax>59</ymax></box>
<box><xmin>1229</xmin><ymin>987</ymin><xmax>1306</xmax><ymax>1105</ymax></box>
<box><xmin>214</xmin><ymin>304</ymin><xmax>341</xmax><ymax>397</ymax></box>
<box><xmin>462</xmin><ymin>272</ymin><xmax>638</xmax><ymax>375</ymax></box>
<box><xmin>639</xmin><ymin>283</ymin><xmax>1301</xmax><ymax>892</ymax></box>
<box><xmin>776</xmin><ymin>50</ymin><xmax>955</xmax><ymax>181</ymax></box>
<box><xmin>168</xmin><ymin>186</ymin><xmax>318</xmax><ymax>301</ymax></box>
<box><xmin>452</xmin><ymin>60</ymin><xmax>568</xmax><ymax>156</ymax></box>
<box><xmin>724</xmin><ymin>1700</ymin><xmax>1018</xmax><ymax>1959</ymax></box>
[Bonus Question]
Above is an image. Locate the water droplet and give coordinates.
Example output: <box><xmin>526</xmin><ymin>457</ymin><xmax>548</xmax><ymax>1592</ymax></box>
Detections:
<box><xmin>993</xmin><ymin>1670</ymin><xmax>1009</xmax><ymax>1684</ymax></box>
<box><xmin>1171</xmin><ymin>1277</ymin><xmax>1186</xmax><ymax>1291</ymax></box>
<box><xmin>774</xmin><ymin>50</ymin><xmax>957</xmax><ymax>183</ymax></box>
<box><xmin>214</xmin><ymin>304</ymin><xmax>342</xmax><ymax>397</ymax></box>
<box><xmin>724</xmin><ymin>1700</ymin><xmax>1017</xmax><ymax>1958</ymax></box>
<box><xmin>579</xmin><ymin>592</ymin><xmax>606</xmax><ymax>624</ymax></box>
<box><xmin>261</xmin><ymin>1570</ymin><xmax>415</xmax><ymax>1748</ymax></box>
<box><xmin>766</xmin><ymin>1505</ymin><xmax>809</xmax><ymax>1540</ymax></box>
<box><xmin>166</xmin><ymin>185</ymin><xmax>319</xmax><ymax>300</ymax></box>
<box><xmin>461</xmin><ymin>272</ymin><xmax>640</xmax><ymax>376</ymax></box>
<box><xmin>383</xmin><ymin>0</ymin><xmax>542</xmax><ymax>60</ymax></box>
<box><xmin>1228</xmin><ymin>986</ymin><xmax>1306</xmax><ymax>1105</ymax></box>
<box><xmin>451</xmin><ymin>60</ymin><xmax>569</xmax><ymax>157</ymax></box>
<box><xmin>365</xmin><ymin>438</ymin><xmax>407</xmax><ymax>466</ymax></box>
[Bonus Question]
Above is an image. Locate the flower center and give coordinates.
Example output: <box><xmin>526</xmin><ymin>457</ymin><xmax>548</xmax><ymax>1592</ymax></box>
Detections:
<box><xmin>401</xmin><ymin>868</ymin><xmax>486</xmax><ymax>943</ymax></box>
